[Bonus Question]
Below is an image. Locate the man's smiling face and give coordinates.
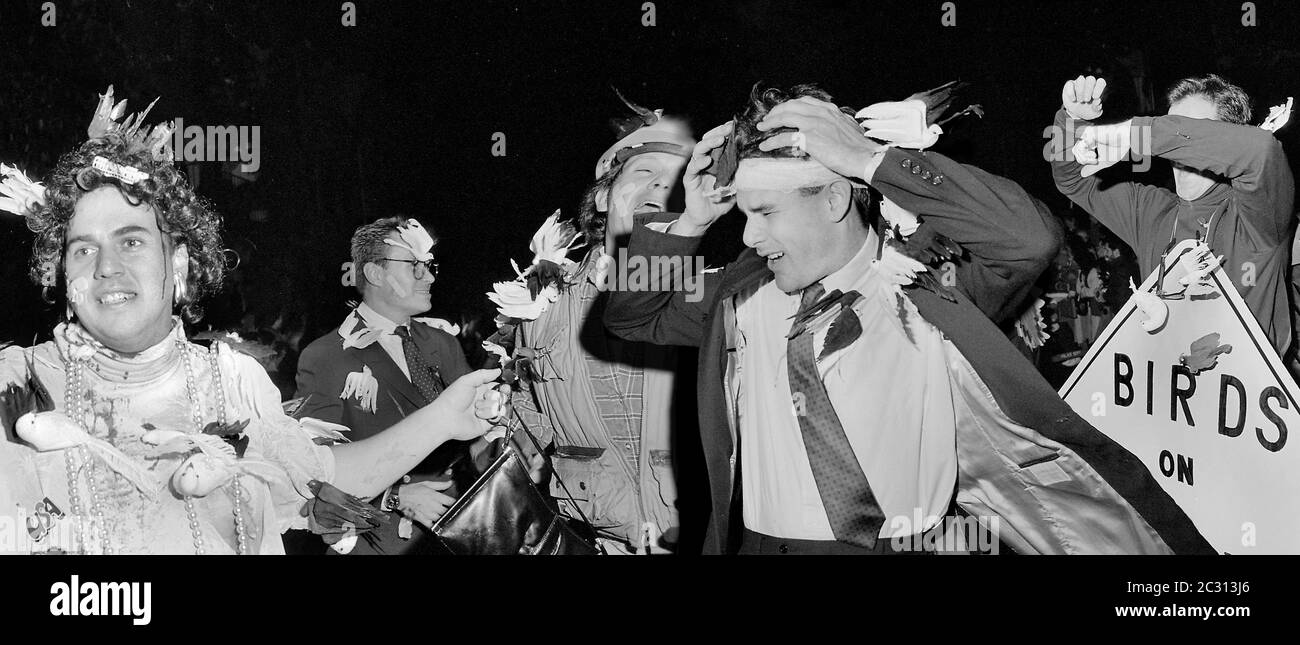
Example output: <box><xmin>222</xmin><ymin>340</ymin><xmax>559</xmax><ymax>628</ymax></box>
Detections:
<box><xmin>368</xmin><ymin>231</ymin><xmax>435</xmax><ymax>318</ymax></box>
<box><xmin>601</xmin><ymin>151</ymin><xmax>688</xmax><ymax>239</ymax></box>
<box><xmin>64</xmin><ymin>186</ymin><xmax>182</xmax><ymax>353</ymax></box>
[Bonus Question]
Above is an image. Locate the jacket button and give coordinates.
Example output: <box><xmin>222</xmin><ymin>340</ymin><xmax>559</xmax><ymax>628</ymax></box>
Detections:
<box><xmin>778</xmin><ymin>543</ymin><xmax>790</xmax><ymax>554</ymax></box>
<box><xmin>911</xmin><ymin>165</ymin><xmax>922</xmax><ymax>175</ymax></box>
<box><xmin>932</xmin><ymin>175</ymin><xmax>944</xmax><ymax>185</ymax></box>
<box><xmin>920</xmin><ymin>169</ymin><xmax>932</xmax><ymax>180</ymax></box>
<box><xmin>624</xmin><ymin>442</ymin><xmax>634</xmax><ymax>451</ymax></box>
<box><xmin>900</xmin><ymin>158</ymin><xmax>911</xmax><ymax>168</ymax></box>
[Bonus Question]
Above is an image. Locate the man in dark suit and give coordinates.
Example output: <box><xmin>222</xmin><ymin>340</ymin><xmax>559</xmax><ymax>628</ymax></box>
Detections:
<box><xmin>294</xmin><ymin>216</ymin><xmax>473</xmax><ymax>554</ymax></box>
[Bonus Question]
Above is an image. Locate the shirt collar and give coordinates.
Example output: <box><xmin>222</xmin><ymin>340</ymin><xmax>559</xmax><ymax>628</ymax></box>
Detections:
<box><xmin>356</xmin><ymin>302</ymin><xmax>404</xmax><ymax>334</ymax></box>
<box><xmin>819</xmin><ymin>229</ymin><xmax>880</xmax><ymax>296</ymax></box>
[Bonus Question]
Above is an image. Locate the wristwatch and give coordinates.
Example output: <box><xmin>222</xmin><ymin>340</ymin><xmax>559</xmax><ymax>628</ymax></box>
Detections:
<box><xmin>381</xmin><ymin>475</ymin><xmax>410</xmax><ymax>512</ymax></box>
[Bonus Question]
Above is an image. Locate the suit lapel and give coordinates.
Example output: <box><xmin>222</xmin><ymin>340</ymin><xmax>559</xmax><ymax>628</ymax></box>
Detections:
<box><xmin>341</xmin><ymin>313</ymin><xmax>427</xmax><ymax>411</ymax></box>
<box><xmin>352</xmin><ymin>342</ymin><xmax>426</xmax><ymax>411</ymax></box>
<box><xmin>718</xmin><ymin>248</ymin><xmax>773</xmax><ymax>302</ymax></box>
<box><xmin>706</xmin><ymin>249</ymin><xmax>773</xmax><ymax>463</ymax></box>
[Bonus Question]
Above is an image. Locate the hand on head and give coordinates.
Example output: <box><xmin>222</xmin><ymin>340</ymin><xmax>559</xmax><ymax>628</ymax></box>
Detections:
<box><xmin>679</xmin><ymin>121</ymin><xmax>739</xmax><ymax>234</ymax></box>
<box><xmin>754</xmin><ymin>96</ymin><xmax>883</xmax><ymax>181</ymax></box>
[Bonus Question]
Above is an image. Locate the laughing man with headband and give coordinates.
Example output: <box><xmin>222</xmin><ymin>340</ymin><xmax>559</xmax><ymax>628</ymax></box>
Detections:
<box><xmin>604</xmin><ymin>84</ymin><xmax>1212</xmax><ymax>555</ymax></box>
<box><xmin>498</xmin><ymin>91</ymin><xmax>696</xmax><ymax>554</ymax></box>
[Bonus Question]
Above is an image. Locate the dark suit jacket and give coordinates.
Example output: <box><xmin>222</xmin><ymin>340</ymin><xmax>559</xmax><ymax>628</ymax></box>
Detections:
<box><xmin>294</xmin><ymin>313</ymin><xmax>472</xmax><ymax>555</ymax></box>
<box><xmin>604</xmin><ymin>147</ymin><xmax>1213</xmax><ymax>555</ymax></box>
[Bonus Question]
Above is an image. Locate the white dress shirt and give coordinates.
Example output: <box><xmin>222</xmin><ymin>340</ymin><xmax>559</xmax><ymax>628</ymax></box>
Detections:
<box><xmin>735</xmin><ymin>238</ymin><xmax>959</xmax><ymax>540</ymax></box>
<box><xmin>354</xmin><ymin>302</ymin><xmax>412</xmax><ymax>380</ymax></box>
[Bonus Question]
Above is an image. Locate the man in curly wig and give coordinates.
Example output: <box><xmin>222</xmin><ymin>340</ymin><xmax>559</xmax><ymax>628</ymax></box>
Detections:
<box><xmin>26</xmin><ymin>130</ymin><xmax>227</xmax><ymax>345</ymax></box>
<box><xmin>0</xmin><ymin>87</ymin><xmax>505</xmax><ymax>555</ymax></box>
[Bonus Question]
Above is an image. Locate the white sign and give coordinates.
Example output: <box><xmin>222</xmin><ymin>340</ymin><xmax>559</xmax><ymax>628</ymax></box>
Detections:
<box><xmin>1059</xmin><ymin>239</ymin><xmax>1300</xmax><ymax>554</ymax></box>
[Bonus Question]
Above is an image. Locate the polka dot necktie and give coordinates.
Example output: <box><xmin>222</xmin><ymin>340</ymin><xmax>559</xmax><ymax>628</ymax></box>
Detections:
<box><xmin>394</xmin><ymin>325</ymin><xmax>443</xmax><ymax>404</ymax></box>
<box><xmin>786</xmin><ymin>282</ymin><xmax>884</xmax><ymax>549</ymax></box>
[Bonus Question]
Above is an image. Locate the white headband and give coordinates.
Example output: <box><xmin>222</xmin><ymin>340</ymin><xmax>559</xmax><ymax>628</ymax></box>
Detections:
<box><xmin>732</xmin><ymin>157</ymin><xmax>843</xmax><ymax>192</ymax></box>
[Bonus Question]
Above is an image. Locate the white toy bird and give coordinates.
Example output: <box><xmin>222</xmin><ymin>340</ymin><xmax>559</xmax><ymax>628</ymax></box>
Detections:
<box><xmin>1129</xmin><ymin>278</ymin><xmax>1168</xmax><ymax>333</ymax></box>
<box><xmin>17</xmin><ymin>411</ymin><xmax>159</xmax><ymax>499</ymax></box>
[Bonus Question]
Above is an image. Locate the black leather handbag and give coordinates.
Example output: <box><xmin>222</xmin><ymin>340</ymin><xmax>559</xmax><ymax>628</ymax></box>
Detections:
<box><xmin>430</xmin><ymin>417</ymin><xmax>602</xmax><ymax>555</ymax></box>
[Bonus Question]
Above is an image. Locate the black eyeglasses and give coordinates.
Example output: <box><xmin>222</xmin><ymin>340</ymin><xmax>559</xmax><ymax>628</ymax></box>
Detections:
<box><xmin>379</xmin><ymin>258</ymin><xmax>439</xmax><ymax>280</ymax></box>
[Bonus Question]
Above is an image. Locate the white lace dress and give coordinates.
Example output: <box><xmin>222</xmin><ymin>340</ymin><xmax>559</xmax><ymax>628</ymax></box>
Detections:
<box><xmin>0</xmin><ymin>320</ymin><xmax>334</xmax><ymax>554</ymax></box>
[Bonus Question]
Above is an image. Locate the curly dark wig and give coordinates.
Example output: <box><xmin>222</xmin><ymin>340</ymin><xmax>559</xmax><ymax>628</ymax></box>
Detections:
<box><xmin>24</xmin><ymin>131</ymin><xmax>227</xmax><ymax>323</ymax></box>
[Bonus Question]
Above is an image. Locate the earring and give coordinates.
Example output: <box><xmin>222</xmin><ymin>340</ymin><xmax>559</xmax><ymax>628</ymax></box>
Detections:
<box><xmin>173</xmin><ymin>272</ymin><xmax>188</xmax><ymax>305</ymax></box>
<box><xmin>65</xmin><ymin>301</ymin><xmax>75</xmax><ymax>322</ymax></box>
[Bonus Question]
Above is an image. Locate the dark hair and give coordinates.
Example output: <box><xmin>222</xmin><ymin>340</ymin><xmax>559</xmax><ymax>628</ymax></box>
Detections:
<box><xmin>733</xmin><ymin>83</ymin><xmax>873</xmax><ymax>219</ymax></box>
<box><xmin>576</xmin><ymin>163</ymin><xmax>626</xmax><ymax>243</ymax></box>
<box><xmin>26</xmin><ymin>131</ymin><xmax>227</xmax><ymax>322</ymax></box>
<box><xmin>1166</xmin><ymin>74</ymin><xmax>1252</xmax><ymax>125</ymax></box>
<box><xmin>349</xmin><ymin>215</ymin><xmax>436</xmax><ymax>294</ymax></box>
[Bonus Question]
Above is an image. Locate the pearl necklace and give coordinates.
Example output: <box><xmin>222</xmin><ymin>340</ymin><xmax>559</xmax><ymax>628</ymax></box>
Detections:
<box><xmin>61</xmin><ymin>338</ymin><xmax>250</xmax><ymax>555</ymax></box>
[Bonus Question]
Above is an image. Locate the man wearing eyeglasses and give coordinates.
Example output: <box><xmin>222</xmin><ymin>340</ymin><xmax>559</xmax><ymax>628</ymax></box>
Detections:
<box><xmin>293</xmin><ymin>216</ymin><xmax>474</xmax><ymax>555</ymax></box>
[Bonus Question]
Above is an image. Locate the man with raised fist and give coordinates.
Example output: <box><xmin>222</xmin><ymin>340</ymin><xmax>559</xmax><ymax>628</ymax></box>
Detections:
<box><xmin>1050</xmin><ymin>74</ymin><xmax>1295</xmax><ymax>355</ymax></box>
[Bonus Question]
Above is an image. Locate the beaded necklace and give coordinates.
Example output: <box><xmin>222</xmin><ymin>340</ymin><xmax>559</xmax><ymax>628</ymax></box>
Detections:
<box><xmin>61</xmin><ymin>338</ymin><xmax>249</xmax><ymax>555</ymax></box>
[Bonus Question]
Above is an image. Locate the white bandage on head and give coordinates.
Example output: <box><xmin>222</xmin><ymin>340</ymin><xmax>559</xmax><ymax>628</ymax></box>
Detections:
<box><xmin>731</xmin><ymin>157</ymin><xmax>843</xmax><ymax>193</ymax></box>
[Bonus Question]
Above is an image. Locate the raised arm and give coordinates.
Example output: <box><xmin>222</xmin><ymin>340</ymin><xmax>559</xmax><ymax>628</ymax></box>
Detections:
<box><xmin>604</xmin><ymin>122</ymin><xmax>735</xmax><ymax>346</ymax></box>
<box><xmin>603</xmin><ymin>224</ymin><xmax>724</xmax><ymax>346</ymax></box>
<box><xmin>756</xmin><ymin>95</ymin><xmax>1060</xmax><ymax>324</ymax></box>
<box><xmin>1137</xmin><ymin>114</ymin><xmax>1295</xmax><ymax>243</ymax></box>
<box><xmin>1051</xmin><ymin>109</ymin><xmax>1170</xmax><ymax>246</ymax></box>
<box><xmin>329</xmin><ymin>368</ymin><xmax>501</xmax><ymax>498</ymax></box>
<box><xmin>1049</xmin><ymin>76</ymin><xmax>1174</xmax><ymax>248</ymax></box>
<box><xmin>873</xmin><ymin>146</ymin><xmax>1060</xmax><ymax>323</ymax></box>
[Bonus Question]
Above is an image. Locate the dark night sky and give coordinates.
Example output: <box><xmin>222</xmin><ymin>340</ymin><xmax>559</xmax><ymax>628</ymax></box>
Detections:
<box><xmin>3</xmin><ymin>0</ymin><xmax>1299</xmax><ymax>350</ymax></box>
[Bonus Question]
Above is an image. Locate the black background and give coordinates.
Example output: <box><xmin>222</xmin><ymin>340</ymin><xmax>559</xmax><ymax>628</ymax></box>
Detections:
<box><xmin>3</xmin><ymin>0</ymin><xmax>1300</xmax><ymax>350</ymax></box>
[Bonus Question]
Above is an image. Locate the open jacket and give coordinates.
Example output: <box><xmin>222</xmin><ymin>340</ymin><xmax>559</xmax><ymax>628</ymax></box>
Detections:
<box><xmin>605</xmin><ymin>146</ymin><xmax>1214</xmax><ymax>555</ymax></box>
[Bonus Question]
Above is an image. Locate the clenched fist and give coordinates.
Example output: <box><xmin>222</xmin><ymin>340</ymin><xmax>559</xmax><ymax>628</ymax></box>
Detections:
<box><xmin>1062</xmin><ymin>75</ymin><xmax>1107</xmax><ymax>121</ymax></box>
